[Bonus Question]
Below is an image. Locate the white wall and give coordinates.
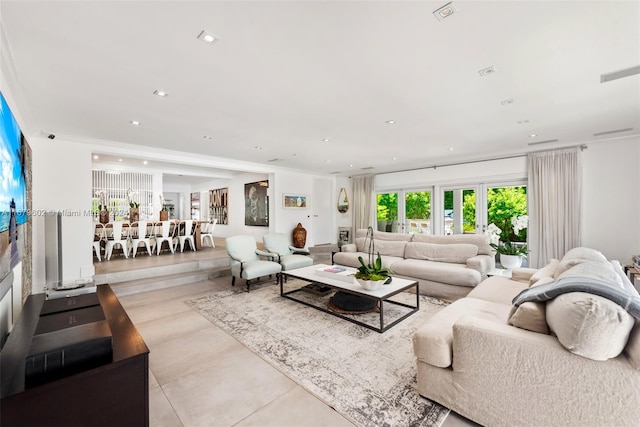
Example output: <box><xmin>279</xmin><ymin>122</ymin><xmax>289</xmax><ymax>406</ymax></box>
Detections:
<box><xmin>374</xmin><ymin>139</ymin><xmax>640</xmax><ymax>264</ymax></box>
<box><xmin>582</xmin><ymin>136</ymin><xmax>640</xmax><ymax>262</ymax></box>
<box><xmin>31</xmin><ymin>136</ymin><xmax>94</xmax><ymax>292</ymax></box>
<box><xmin>272</xmin><ymin>171</ymin><xmax>314</xmax><ymax>238</ymax></box>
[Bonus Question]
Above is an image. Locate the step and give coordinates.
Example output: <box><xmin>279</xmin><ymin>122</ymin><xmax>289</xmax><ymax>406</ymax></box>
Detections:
<box><xmin>94</xmin><ymin>257</ymin><xmax>229</xmax><ymax>286</ymax></box>
<box><xmin>110</xmin><ymin>266</ymin><xmax>229</xmax><ymax>297</ymax></box>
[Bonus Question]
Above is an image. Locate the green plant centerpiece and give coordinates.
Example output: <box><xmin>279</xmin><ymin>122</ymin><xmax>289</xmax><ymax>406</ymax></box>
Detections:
<box><xmin>354</xmin><ymin>227</ymin><xmax>391</xmax><ymax>290</ymax></box>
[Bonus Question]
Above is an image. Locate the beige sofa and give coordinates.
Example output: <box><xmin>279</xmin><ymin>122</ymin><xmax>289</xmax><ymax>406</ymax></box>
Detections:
<box><xmin>333</xmin><ymin>229</ymin><xmax>495</xmax><ymax>300</ymax></box>
<box><xmin>413</xmin><ymin>247</ymin><xmax>640</xmax><ymax>426</ymax></box>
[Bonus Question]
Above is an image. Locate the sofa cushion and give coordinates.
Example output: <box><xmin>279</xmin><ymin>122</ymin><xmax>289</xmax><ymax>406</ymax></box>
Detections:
<box><xmin>625</xmin><ymin>320</ymin><xmax>640</xmax><ymax>370</ymax></box>
<box><xmin>372</xmin><ymin>239</ymin><xmax>407</xmax><ymax>257</ymax></box>
<box><xmin>508</xmin><ymin>302</ymin><xmax>549</xmax><ymax>334</ymax></box>
<box><xmin>413</xmin><ymin>298</ymin><xmax>512</xmax><ymax>368</ymax></box>
<box><xmin>529</xmin><ymin>259</ymin><xmax>559</xmax><ymax>285</ymax></box>
<box><xmin>557</xmin><ymin>260</ymin><xmax>623</xmax><ymax>287</ymax></box>
<box><xmin>546</xmin><ymin>292</ymin><xmax>635</xmax><ymax>360</ymax></box>
<box><xmin>392</xmin><ymin>259</ymin><xmax>481</xmax><ymax>287</ymax></box>
<box><xmin>467</xmin><ymin>276</ymin><xmax>528</xmax><ymax>305</ymax></box>
<box><xmin>404</xmin><ymin>242</ymin><xmax>478</xmax><ymax>263</ymax></box>
<box><xmin>332</xmin><ymin>252</ymin><xmax>403</xmax><ymax>270</ymax></box>
<box><xmin>507</xmin><ymin>276</ymin><xmax>555</xmax><ymax>334</ymax></box>
<box><xmin>412</xmin><ymin>233</ymin><xmax>493</xmax><ymax>255</ymax></box>
<box><xmin>562</xmin><ymin>247</ymin><xmax>609</xmax><ymax>263</ymax></box>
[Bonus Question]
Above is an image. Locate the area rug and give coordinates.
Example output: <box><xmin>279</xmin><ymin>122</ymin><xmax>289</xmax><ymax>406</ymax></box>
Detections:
<box><xmin>186</xmin><ymin>282</ymin><xmax>451</xmax><ymax>427</ymax></box>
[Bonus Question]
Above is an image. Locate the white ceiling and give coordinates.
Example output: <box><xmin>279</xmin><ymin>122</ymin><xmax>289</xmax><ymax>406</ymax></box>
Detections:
<box><xmin>2</xmin><ymin>1</ymin><xmax>639</xmax><ymax>177</ymax></box>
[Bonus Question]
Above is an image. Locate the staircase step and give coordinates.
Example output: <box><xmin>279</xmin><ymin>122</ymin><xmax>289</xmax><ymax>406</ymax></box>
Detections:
<box><xmin>95</xmin><ymin>257</ymin><xmax>228</xmax><ymax>286</ymax></box>
<box><xmin>110</xmin><ymin>267</ymin><xmax>229</xmax><ymax>297</ymax></box>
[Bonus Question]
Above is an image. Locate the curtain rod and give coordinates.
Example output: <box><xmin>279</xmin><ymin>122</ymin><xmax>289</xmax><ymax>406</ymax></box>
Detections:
<box><xmin>374</xmin><ymin>144</ymin><xmax>588</xmax><ymax>176</ymax></box>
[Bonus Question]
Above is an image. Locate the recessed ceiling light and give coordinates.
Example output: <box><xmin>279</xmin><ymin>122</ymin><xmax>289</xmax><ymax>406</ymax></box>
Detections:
<box><xmin>118</xmin><ymin>158</ymin><xmax>123</xmax><ymax>162</ymax></box>
<box><xmin>203</xmin><ymin>136</ymin><xmax>212</xmax><ymax>140</ymax></box>
<box><xmin>197</xmin><ymin>30</ymin><xmax>219</xmax><ymax>44</ymax></box>
<box><xmin>386</xmin><ymin>120</ymin><xmax>395</xmax><ymax>124</ymax></box>
<box><xmin>322</xmin><ymin>138</ymin><xmax>330</xmax><ymax>142</ymax></box>
<box><xmin>143</xmin><ymin>161</ymin><xmax>148</xmax><ymax>165</ymax></box>
<box><xmin>349</xmin><ymin>164</ymin><xmax>354</xmax><ymax>168</ymax></box>
<box><xmin>501</xmin><ymin>99</ymin><xmax>514</xmax><ymax>105</ymax></box>
<box><xmin>325</xmin><ymin>160</ymin><xmax>331</xmax><ymax>163</ymax></box>
<box><xmin>130</xmin><ymin>120</ymin><xmax>141</xmax><ymax>126</ymax></box>
<box><xmin>254</xmin><ymin>146</ymin><xmax>262</xmax><ymax>149</ymax></box>
<box><xmin>478</xmin><ymin>66</ymin><xmax>496</xmax><ymax>77</ymax></box>
<box><xmin>93</xmin><ymin>155</ymin><xmax>99</xmax><ymax>160</ymax></box>
<box><xmin>392</xmin><ymin>157</ymin><xmax>397</xmax><ymax>161</ymax></box>
<box><xmin>449</xmin><ymin>148</ymin><xmax>454</xmax><ymax>151</ymax></box>
<box><xmin>433</xmin><ymin>2</ymin><xmax>456</xmax><ymax>21</ymax></box>
<box><xmin>529</xmin><ymin>134</ymin><xmax>537</xmax><ymax>138</ymax></box>
<box><xmin>153</xmin><ymin>90</ymin><xmax>168</xmax><ymax>97</ymax></box>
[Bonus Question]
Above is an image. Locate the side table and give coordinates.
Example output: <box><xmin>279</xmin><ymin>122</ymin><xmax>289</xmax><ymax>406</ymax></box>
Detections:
<box><xmin>487</xmin><ymin>268</ymin><xmax>512</xmax><ymax>279</ymax></box>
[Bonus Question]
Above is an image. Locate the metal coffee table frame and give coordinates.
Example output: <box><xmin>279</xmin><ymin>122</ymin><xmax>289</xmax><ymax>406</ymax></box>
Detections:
<box><xmin>280</xmin><ymin>264</ymin><xmax>419</xmax><ymax>333</ymax></box>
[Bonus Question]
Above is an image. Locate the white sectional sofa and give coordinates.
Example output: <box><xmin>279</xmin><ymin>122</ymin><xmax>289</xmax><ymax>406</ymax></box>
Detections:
<box><xmin>333</xmin><ymin>229</ymin><xmax>495</xmax><ymax>301</ymax></box>
<box><xmin>413</xmin><ymin>247</ymin><xmax>640</xmax><ymax>426</ymax></box>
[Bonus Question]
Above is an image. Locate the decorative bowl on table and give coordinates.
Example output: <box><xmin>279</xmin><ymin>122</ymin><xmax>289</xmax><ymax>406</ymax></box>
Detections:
<box><xmin>355</xmin><ymin>277</ymin><xmax>385</xmax><ymax>291</ymax></box>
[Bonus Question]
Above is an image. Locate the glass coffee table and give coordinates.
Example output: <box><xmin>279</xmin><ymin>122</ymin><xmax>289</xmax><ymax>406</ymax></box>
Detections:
<box><xmin>280</xmin><ymin>264</ymin><xmax>419</xmax><ymax>333</ymax></box>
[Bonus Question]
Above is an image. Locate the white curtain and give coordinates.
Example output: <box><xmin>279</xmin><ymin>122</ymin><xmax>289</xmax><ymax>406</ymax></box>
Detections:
<box><xmin>527</xmin><ymin>148</ymin><xmax>582</xmax><ymax>268</ymax></box>
<box><xmin>352</xmin><ymin>175</ymin><xmax>375</xmax><ymax>230</ymax></box>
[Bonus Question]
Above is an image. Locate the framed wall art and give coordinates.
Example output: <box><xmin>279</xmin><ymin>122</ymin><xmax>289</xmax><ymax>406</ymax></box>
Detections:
<box><xmin>244</xmin><ymin>181</ymin><xmax>269</xmax><ymax>226</ymax></box>
<box><xmin>209</xmin><ymin>187</ymin><xmax>228</xmax><ymax>225</ymax></box>
<box><xmin>283</xmin><ymin>194</ymin><xmax>307</xmax><ymax>209</ymax></box>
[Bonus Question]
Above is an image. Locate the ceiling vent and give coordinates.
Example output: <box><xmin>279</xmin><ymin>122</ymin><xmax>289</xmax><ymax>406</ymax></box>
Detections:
<box><xmin>593</xmin><ymin>128</ymin><xmax>633</xmax><ymax>136</ymax></box>
<box><xmin>600</xmin><ymin>65</ymin><xmax>640</xmax><ymax>83</ymax></box>
<box><xmin>361</xmin><ymin>166</ymin><xmax>375</xmax><ymax>170</ymax></box>
<box><xmin>478</xmin><ymin>66</ymin><xmax>496</xmax><ymax>77</ymax></box>
<box><xmin>267</xmin><ymin>158</ymin><xmax>283</xmax><ymax>162</ymax></box>
<box><xmin>528</xmin><ymin>139</ymin><xmax>559</xmax><ymax>146</ymax></box>
<box><xmin>433</xmin><ymin>2</ymin><xmax>456</xmax><ymax>21</ymax></box>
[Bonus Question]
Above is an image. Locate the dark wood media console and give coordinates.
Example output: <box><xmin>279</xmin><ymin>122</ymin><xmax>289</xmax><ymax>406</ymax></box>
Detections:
<box><xmin>1</xmin><ymin>284</ymin><xmax>149</xmax><ymax>426</ymax></box>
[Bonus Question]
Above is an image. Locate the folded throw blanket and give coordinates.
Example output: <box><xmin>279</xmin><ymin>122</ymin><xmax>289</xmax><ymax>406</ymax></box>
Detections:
<box><xmin>513</xmin><ymin>276</ymin><xmax>640</xmax><ymax>318</ymax></box>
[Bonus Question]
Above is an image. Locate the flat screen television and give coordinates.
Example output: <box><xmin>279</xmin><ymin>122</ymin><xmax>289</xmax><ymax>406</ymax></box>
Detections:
<box><xmin>0</xmin><ymin>92</ymin><xmax>28</xmax><ymax>284</ymax></box>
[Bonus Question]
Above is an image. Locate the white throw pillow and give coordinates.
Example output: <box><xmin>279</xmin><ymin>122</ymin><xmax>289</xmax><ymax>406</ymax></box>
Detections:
<box><xmin>404</xmin><ymin>242</ymin><xmax>478</xmax><ymax>263</ymax></box>
<box><xmin>509</xmin><ymin>277</ymin><xmax>554</xmax><ymax>334</ymax></box>
<box><xmin>546</xmin><ymin>292</ymin><xmax>634</xmax><ymax>361</ymax></box>
<box><xmin>529</xmin><ymin>259</ymin><xmax>559</xmax><ymax>286</ymax></box>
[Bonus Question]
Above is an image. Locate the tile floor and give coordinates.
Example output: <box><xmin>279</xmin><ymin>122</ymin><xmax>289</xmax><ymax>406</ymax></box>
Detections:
<box><xmin>103</xmin><ymin>244</ymin><xmax>476</xmax><ymax>426</ymax></box>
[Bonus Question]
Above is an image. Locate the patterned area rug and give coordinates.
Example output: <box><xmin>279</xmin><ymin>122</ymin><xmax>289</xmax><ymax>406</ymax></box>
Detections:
<box><xmin>186</xmin><ymin>281</ymin><xmax>450</xmax><ymax>427</ymax></box>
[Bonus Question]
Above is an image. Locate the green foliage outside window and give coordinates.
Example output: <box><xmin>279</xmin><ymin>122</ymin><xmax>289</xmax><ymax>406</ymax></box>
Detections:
<box><xmin>463</xmin><ymin>186</ymin><xmax>528</xmax><ymax>241</ymax></box>
<box><xmin>406</xmin><ymin>191</ymin><xmax>431</xmax><ymax>219</ymax></box>
<box><xmin>377</xmin><ymin>193</ymin><xmax>398</xmax><ymax>221</ymax></box>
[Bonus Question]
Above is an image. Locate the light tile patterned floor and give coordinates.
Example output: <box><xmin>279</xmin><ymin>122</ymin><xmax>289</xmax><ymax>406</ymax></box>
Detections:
<box><xmin>103</xmin><ymin>243</ymin><xmax>476</xmax><ymax>426</ymax></box>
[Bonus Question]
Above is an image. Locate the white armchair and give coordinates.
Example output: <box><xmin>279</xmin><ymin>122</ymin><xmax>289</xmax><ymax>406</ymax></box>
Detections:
<box><xmin>225</xmin><ymin>235</ymin><xmax>282</xmax><ymax>292</ymax></box>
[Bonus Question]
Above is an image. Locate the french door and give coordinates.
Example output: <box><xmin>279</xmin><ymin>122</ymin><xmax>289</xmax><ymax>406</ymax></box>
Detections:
<box><xmin>377</xmin><ymin>189</ymin><xmax>432</xmax><ymax>234</ymax></box>
<box><xmin>378</xmin><ymin>181</ymin><xmax>527</xmax><ymax>236</ymax></box>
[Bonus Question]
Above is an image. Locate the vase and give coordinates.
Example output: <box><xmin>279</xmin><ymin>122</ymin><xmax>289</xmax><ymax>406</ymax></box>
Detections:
<box><xmin>355</xmin><ymin>277</ymin><xmax>386</xmax><ymax>291</ymax></box>
<box><xmin>160</xmin><ymin>210</ymin><xmax>169</xmax><ymax>221</ymax></box>
<box><xmin>292</xmin><ymin>223</ymin><xmax>307</xmax><ymax>248</ymax></box>
<box><xmin>99</xmin><ymin>210</ymin><xmax>109</xmax><ymax>224</ymax></box>
<box><xmin>500</xmin><ymin>254</ymin><xmax>523</xmax><ymax>269</ymax></box>
<box><xmin>130</xmin><ymin>208</ymin><xmax>139</xmax><ymax>222</ymax></box>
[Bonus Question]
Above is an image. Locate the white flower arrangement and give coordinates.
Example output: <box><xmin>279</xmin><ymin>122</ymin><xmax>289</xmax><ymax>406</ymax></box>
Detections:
<box><xmin>127</xmin><ymin>188</ymin><xmax>140</xmax><ymax>208</ymax></box>
<box><xmin>95</xmin><ymin>189</ymin><xmax>107</xmax><ymax>210</ymax></box>
<box><xmin>485</xmin><ymin>214</ymin><xmax>529</xmax><ymax>257</ymax></box>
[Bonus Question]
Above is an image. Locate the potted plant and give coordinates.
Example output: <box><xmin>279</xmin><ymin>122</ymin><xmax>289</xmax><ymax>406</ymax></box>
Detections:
<box><xmin>354</xmin><ymin>226</ymin><xmax>391</xmax><ymax>290</ymax></box>
<box><xmin>159</xmin><ymin>194</ymin><xmax>169</xmax><ymax>221</ymax></box>
<box><xmin>485</xmin><ymin>215</ymin><xmax>528</xmax><ymax>269</ymax></box>
<box><xmin>95</xmin><ymin>189</ymin><xmax>109</xmax><ymax>224</ymax></box>
<box><xmin>127</xmin><ymin>188</ymin><xmax>140</xmax><ymax>221</ymax></box>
